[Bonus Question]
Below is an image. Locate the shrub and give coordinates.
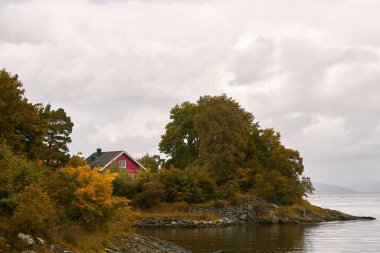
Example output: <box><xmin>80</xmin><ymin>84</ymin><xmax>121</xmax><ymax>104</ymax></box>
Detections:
<box><xmin>160</xmin><ymin>166</ymin><xmax>216</xmax><ymax>204</ymax></box>
<box><xmin>62</xmin><ymin>165</ymin><xmax>136</xmax><ymax>231</ymax></box>
<box><xmin>133</xmin><ymin>180</ymin><xmax>167</xmax><ymax>209</ymax></box>
<box><xmin>0</xmin><ymin>143</ymin><xmax>48</xmax><ymax>215</ymax></box>
<box><xmin>12</xmin><ymin>185</ymin><xmax>58</xmax><ymax>235</ymax></box>
<box><xmin>254</xmin><ymin>170</ymin><xmax>298</xmax><ymax>205</ymax></box>
<box><xmin>112</xmin><ymin>169</ymin><xmax>138</xmax><ymax>198</ymax></box>
<box><xmin>215</xmin><ymin>180</ymin><xmax>241</xmax><ymax>203</ymax></box>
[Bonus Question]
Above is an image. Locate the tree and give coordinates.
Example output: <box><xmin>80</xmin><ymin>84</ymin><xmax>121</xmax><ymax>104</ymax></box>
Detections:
<box><xmin>159</xmin><ymin>94</ymin><xmax>314</xmax><ymax>203</ymax></box>
<box><xmin>67</xmin><ymin>155</ymin><xmax>88</xmax><ymax>167</ymax></box>
<box><xmin>137</xmin><ymin>154</ymin><xmax>163</xmax><ymax>172</ymax></box>
<box><xmin>159</xmin><ymin>102</ymin><xmax>200</xmax><ymax>169</ymax></box>
<box><xmin>38</xmin><ymin>104</ymin><xmax>74</xmax><ymax>167</ymax></box>
<box><xmin>194</xmin><ymin>95</ymin><xmax>254</xmax><ymax>180</ymax></box>
<box><xmin>160</xmin><ymin>95</ymin><xmax>254</xmax><ymax>180</ymax></box>
<box><xmin>0</xmin><ymin>69</ymin><xmax>45</xmax><ymax>159</ymax></box>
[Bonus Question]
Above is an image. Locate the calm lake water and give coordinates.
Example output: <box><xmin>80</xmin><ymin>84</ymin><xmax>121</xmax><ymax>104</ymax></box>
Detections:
<box><xmin>138</xmin><ymin>193</ymin><xmax>380</xmax><ymax>252</ymax></box>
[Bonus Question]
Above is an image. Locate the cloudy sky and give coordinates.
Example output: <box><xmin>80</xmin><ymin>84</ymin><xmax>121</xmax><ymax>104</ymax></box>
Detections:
<box><xmin>1</xmin><ymin>0</ymin><xmax>380</xmax><ymax>187</ymax></box>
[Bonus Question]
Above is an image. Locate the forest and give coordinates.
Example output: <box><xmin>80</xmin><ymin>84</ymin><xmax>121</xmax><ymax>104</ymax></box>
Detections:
<box><xmin>0</xmin><ymin>69</ymin><xmax>313</xmax><ymax>251</ymax></box>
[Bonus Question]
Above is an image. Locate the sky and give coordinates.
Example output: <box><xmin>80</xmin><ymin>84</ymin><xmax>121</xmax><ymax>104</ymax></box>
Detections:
<box><xmin>1</xmin><ymin>0</ymin><xmax>380</xmax><ymax>187</ymax></box>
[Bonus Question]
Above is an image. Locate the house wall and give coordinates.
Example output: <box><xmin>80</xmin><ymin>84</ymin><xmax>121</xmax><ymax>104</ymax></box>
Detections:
<box><xmin>112</xmin><ymin>153</ymin><xmax>140</xmax><ymax>174</ymax></box>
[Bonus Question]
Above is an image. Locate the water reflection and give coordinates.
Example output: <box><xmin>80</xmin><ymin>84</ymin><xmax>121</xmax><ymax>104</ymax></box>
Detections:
<box><xmin>138</xmin><ymin>194</ymin><xmax>380</xmax><ymax>252</ymax></box>
<box><xmin>138</xmin><ymin>220</ymin><xmax>379</xmax><ymax>252</ymax></box>
<box><xmin>138</xmin><ymin>224</ymin><xmax>315</xmax><ymax>252</ymax></box>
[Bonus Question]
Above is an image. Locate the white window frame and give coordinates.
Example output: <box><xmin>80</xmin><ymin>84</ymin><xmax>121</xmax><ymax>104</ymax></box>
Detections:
<box><xmin>118</xmin><ymin>160</ymin><xmax>126</xmax><ymax>169</ymax></box>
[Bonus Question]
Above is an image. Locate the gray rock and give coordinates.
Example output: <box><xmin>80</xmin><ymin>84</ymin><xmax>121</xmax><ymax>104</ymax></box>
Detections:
<box><xmin>239</xmin><ymin>214</ymin><xmax>247</xmax><ymax>221</ymax></box>
<box><xmin>17</xmin><ymin>233</ymin><xmax>34</xmax><ymax>245</ymax></box>
<box><xmin>271</xmin><ymin>204</ymin><xmax>279</xmax><ymax>209</ymax></box>
<box><xmin>35</xmin><ymin>237</ymin><xmax>45</xmax><ymax>245</ymax></box>
<box><xmin>51</xmin><ymin>244</ymin><xmax>75</xmax><ymax>253</ymax></box>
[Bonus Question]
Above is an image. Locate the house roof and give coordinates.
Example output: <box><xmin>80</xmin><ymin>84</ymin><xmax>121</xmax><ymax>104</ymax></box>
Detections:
<box><xmin>86</xmin><ymin>150</ymin><xmax>147</xmax><ymax>171</ymax></box>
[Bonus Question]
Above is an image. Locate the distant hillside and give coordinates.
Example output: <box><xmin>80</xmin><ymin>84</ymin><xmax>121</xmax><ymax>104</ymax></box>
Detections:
<box><xmin>348</xmin><ymin>181</ymin><xmax>380</xmax><ymax>193</ymax></box>
<box><xmin>313</xmin><ymin>182</ymin><xmax>358</xmax><ymax>194</ymax></box>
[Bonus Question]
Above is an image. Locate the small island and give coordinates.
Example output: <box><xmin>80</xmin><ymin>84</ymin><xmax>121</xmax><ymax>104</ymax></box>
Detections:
<box><xmin>0</xmin><ymin>70</ymin><xmax>374</xmax><ymax>252</ymax></box>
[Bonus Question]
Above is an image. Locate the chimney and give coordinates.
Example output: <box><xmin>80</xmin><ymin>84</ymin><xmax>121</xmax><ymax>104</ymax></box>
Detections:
<box><xmin>97</xmin><ymin>148</ymin><xmax>102</xmax><ymax>156</ymax></box>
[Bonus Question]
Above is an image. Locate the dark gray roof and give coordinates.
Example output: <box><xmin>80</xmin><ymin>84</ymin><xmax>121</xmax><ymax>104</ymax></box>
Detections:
<box><xmin>86</xmin><ymin>150</ymin><xmax>147</xmax><ymax>171</ymax></box>
<box><xmin>86</xmin><ymin>151</ymin><xmax>122</xmax><ymax>168</ymax></box>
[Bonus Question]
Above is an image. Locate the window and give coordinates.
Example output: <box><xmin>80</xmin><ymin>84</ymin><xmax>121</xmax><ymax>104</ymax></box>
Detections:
<box><xmin>118</xmin><ymin>160</ymin><xmax>126</xmax><ymax>169</ymax></box>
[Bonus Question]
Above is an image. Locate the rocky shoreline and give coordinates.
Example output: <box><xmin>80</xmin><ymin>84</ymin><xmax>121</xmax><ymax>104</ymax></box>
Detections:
<box><xmin>4</xmin><ymin>233</ymin><xmax>190</xmax><ymax>253</ymax></box>
<box><xmin>3</xmin><ymin>198</ymin><xmax>375</xmax><ymax>252</ymax></box>
<box><xmin>137</xmin><ymin>198</ymin><xmax>375</xmax><ymax>228</ymax></box>
<box><xmin>105</xmin><ymin>234</ymin><xmax>190</xmax><ymax>253</ymax></box>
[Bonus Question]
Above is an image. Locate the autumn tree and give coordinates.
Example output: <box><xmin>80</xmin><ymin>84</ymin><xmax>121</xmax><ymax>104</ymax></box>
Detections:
<box><xmin>0</xmin><ymin>69</ymin><xmax>45</xmax><ymax>159</ymax></box>
<box><xmin>159</xmin><ymin>94</ymin><xmax>314</xmax><ymax>204</ymax></box>
<box><xmin>67</xmin><ymin>155</ymin><xmax>88</xmax><ymax>167</ymax></box>
<box><xmin>194</xmin><ymin>95</ymin><xmax>254</xmax><ymax>180</ymax></box>
<box><xmin>0</xmin><ymin>69</ymin><xmax>74</xmax><ymax>165</ymax></box>
<box><xmin>160</xmin><ymin>95</ymin><xmax>254</xmax><ymax>180</ymax></box>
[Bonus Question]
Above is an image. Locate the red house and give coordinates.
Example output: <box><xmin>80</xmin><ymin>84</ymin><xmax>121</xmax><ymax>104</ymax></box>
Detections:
<box><xmin>86</xmin><ymin>148</ymin><xmax>146</xmax><ymax>175</ymax></box>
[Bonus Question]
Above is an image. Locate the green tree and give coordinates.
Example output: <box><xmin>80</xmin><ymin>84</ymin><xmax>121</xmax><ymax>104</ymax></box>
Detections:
<box><xmin>111</xmin><ymin>168</ymin><xmax>138</xmax><ymax>198</ymax></box>
<box><xmin>159</xmin><ymin>94</ymin><xmax>314</xmax><ymax>204</ymax></box>
<box><xmin>137</xmin><ymin>154</ymin><xmax>163</xmax><ymax>172</ymax></box>
<box><xmin>38</xmin><ymin>104</ymin><xmax>74</xmax><ymax>167</ymax></box>
<box><xmin>160</xmin><ymin>95</ymin><xmax>254</xmax><ymax>181</ymax></box>
<box><xmin>159</xmin><ymin>102</ymin><xmax>200</xmax><ymax>169</ymax></box>
<box><xmin>194</xmin><ymin>95</ymin><xmax>254</xmax><ymax>181</ymax></box>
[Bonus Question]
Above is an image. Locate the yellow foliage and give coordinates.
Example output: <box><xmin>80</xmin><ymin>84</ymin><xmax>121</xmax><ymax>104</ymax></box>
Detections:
<box><xmin>61</xmin><ymin>165</ymin><xmax>135</xmax><ymax>231</ymax></box>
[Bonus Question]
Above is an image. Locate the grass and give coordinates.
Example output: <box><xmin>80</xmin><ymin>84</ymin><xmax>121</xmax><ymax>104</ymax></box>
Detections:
<box><xmin>275</xmin><ymin>199</ymin><xmax>330</xmax><ymax>219</ymax></box>
<box><xmin>138</xmin><ymin>211</ymin><xmax>220</xmax><ymax>221</ymax></box>
<box><xmin>136</xmin><ymin>202</ymin><xmax>221</xmax><ymax>221</ymax></box>
<box><xmin>0</xmin><ymin>216</ymin><xmax>123</xmax><ymax>253</ymax></box>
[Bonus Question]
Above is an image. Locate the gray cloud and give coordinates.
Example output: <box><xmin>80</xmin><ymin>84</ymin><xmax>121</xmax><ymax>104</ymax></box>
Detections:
<box><xmin>1</xmin><ymin>0</ymin><xmax>380</xmax><ymax>185</ymax></box>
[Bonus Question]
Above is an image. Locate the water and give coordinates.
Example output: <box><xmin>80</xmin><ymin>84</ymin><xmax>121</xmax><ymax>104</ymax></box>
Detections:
<box><xmin>138</xmin><ymin>193</ymin><xmax>380</xmax><ymax>252</ymax></box>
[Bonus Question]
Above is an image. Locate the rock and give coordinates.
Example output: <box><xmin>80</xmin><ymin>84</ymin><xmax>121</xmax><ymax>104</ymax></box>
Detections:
<box><xmin>21</xmin><ymin>251</ymin><xmax>36</xmax><ymax>253</ymax></box>
<box><xmin>17</xmin><ymin>233</ymin><xmax>34</xmax><ymax>245</ymax></box>
<box><xmin>108</xmin><ymin>242</ymin><xmax>121</xmax><ymax>251</ymax></box>
<box><xmin>271</xmin><ymin>204</ymin><xmax>279</xmax><ymax>209</ymax></box>
<box><xmin>51</xmin><ymin>244</ymin><xmax>76</xmax><ymax>253</ymax></box>
<box><xmin>104</xmin><ymin>248</ymin><xmax>119</xmax><ymax>253</ymax></box>
<box><xmin>239</xmin><ymin>214</ymin><xmax>247</xmax><ymax>221</ymax></box>
<box><xmin>35</xmin><ymin>237</ymin><xmax>45</xmax><ymax>245</ymax></box>
<box><xmin>137</xmin><ymin>197</ymin><xmax>369</xmax><ymax>227</ymax></box>
<box><xmin>114</xmin><ymin>234</ymin><xmax>190</xmax><ymax>253</ymax></box>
